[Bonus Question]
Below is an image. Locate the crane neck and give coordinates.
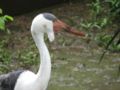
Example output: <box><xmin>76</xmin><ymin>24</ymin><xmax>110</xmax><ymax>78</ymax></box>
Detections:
<box><xmin>32</xmin><ymin>32</ymin><xmax>51</xmax><ymax>90</ymax></box>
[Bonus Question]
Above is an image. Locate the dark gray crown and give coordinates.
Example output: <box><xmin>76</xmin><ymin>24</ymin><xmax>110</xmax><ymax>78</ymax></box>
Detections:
<box><xmin>42</xmin><ymin>13</ymin><xmax>57</xmax><ymax>22</ymax></box>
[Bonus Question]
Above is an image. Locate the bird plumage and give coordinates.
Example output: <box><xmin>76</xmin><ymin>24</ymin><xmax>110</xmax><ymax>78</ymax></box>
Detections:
<box><xmin>43</xmin><ymin>13</ymin><xmax>57</xmax><ymax>22</ymax></box>
<box><xmin>0</xmin><ymin>70</ymin><xmax>24</xmax><ymax>90</ymax></box>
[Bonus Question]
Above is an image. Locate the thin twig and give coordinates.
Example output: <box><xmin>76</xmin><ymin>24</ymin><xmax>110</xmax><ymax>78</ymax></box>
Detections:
<box><xmin>99</xmin><ymin>29</ymin><xmax>120</xmax><ymax>63</ymax></box>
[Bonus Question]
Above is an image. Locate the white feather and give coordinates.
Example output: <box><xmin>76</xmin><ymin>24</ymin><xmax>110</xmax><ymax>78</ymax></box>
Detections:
<box><xmin>14</xmin><ymin>13</ymin><xmax>54</xmax><ymax>90</ymax></box>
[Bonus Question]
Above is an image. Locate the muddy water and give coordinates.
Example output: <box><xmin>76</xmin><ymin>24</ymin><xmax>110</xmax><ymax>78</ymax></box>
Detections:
<box><xmin>47</xmin><ymin>44</ymin><xmax>120</xmax><ymax>90</ymax></box>
<box><xmin>44</xmin><ymin>32</ymin><xmax>120</xmax><ymax>90</ymax></box>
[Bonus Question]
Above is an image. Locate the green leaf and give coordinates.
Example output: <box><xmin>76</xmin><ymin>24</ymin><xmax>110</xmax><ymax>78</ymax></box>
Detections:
<box><xmin>80</xmin><ymin>23</ymin><xmax>88</xmax><ymax>28</ymax></box>
<box><xmin>93</xmin><ymin>24</ymin><xmax>101</xmax><ymax>29</ymax></box>
<box><xmin>0</xmin><ymin>17</ymin><xmax>5</xmax><ymax>30</ymax></box>
<box><xmin>100</xmin><ymin>18</ymin><xmax>108</xmax><ymax>27</ymax></box>
<box><xmin>4</xmin><ymin>15</ymin><xmax>14</xmax><ymax>21</ymax></box>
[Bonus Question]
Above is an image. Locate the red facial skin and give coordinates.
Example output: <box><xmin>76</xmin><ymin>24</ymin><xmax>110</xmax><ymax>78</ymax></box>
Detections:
<box><xmin>53</xmin><ymin>19</ymin><xmax>85</xmax><ymax>37</ymax></box>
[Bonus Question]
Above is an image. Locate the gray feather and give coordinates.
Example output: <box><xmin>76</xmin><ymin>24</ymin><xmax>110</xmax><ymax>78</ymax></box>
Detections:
<box><xmin>0</xmin><ymin>70</ymin><xmax>24</xmax><ymax>90</ymax></box>
<box><xmin>43</xmin><ymin>13</ymin><xmax>57</xmax><ymax>22</ymax></box>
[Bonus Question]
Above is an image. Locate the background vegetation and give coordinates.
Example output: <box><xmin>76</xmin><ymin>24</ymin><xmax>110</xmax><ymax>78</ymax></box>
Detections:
<box><xmin>0</xmin><ymin>0</ymin><xmax>120</xmax><ymax>90</ymax></box>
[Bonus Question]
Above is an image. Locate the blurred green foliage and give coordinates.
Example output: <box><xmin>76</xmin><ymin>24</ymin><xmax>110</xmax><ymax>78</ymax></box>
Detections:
<box><xmin>80</xmin><ymin>0</ymin><xmax>120</xmax><ymax>51</ymax></box>
<box><xmin>0</xmin><ymin>8</ymin><xmax>13</xmax><ymax>32</ymax></box>
<box><xmin>0</xmin><ymin>8</ymin><xmax>14</xmax><ymax>73</ymax></box>
<box><xmin>95</xmin><ymin>34</ymin><xmax>120</xmax><ymax>51</ymax></box>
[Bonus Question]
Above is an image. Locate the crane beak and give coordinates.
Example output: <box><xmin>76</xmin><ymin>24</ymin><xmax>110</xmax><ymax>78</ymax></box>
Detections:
<box><xmin>53</xmin><ymin>20</ymin><xmax>85</xmax><ymax>36</ymax></box>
